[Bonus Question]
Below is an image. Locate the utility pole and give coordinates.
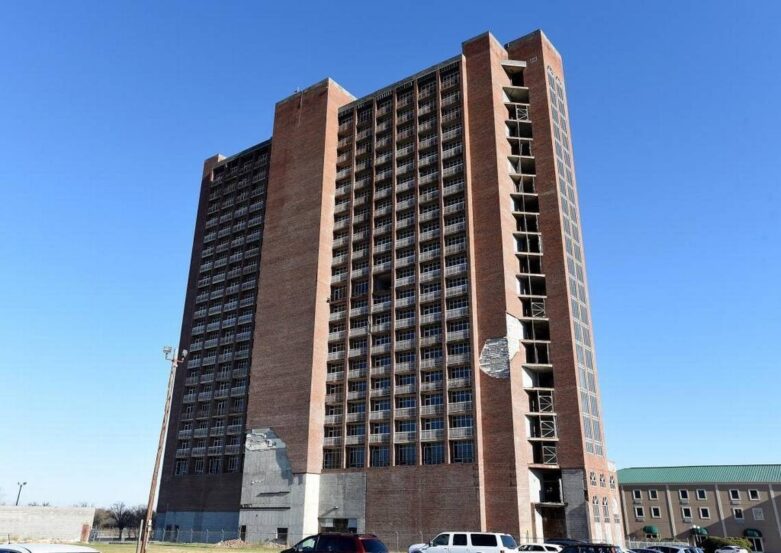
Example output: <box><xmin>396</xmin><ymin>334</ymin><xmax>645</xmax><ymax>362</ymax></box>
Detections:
<box><xmin>137</xmin><ymin>346</ymin><xmax>187</xmax><ymax>553</ymax></box>
<box><xmin>15</xmin><ymin>482</ymin><xmax>27</xmax><ymax>506</ymax></box>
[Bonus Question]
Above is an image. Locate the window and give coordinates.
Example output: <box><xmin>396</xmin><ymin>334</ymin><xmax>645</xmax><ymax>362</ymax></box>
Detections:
<box><xmin>733</xmin><ymin>508</ymin><xmax>744</xmax><ymax>520</ymax></box>
<box><xmin>422</xmin><ymin>442</ymin><xmax>445</xmax><ymax>465</ymax></box>
<box><xmin>752</xmin><ymin>508</ymin><xmax>764</xmax><ymax>521</ymax></box>
<box><xmin>395</xmin><ymin>444</ymin><xmax>416</xmax><ymax>465</ymax></box>
<box><xmin>749</xmin><ymin>489</ymin><xmax>760</xmax><ymax>501</ymax></box>
<box><xmin>422</xmin><ymin>394</ymin><xmax>443</xmax><ymax>405</ymax></box>
<box><xmin>371</xmin><ymin>423</ymin><xmax>390</xmax><ymax>435</ymax></box>
<box><xmin>347</xmin><ymin>447</ymin><xmax>365</xmax><ymax>468</ymax></box>
<box><xmin>748</xmin><ymin>537</ymin><xmax>764</xmax><ymax>553</ymax></box>
<box><xmin>470</xmin><ymin>535</ymin><xmax>497</xmax><ymax>547</ymax></box>
<box><xmin>431</xmin><ymin>535</ymin><xmax>449</xmax><ymax>547</ymax></box>
<box><xmin>362</xmin><ymin>539</ymin><xmax>388</xmax><ymax>553</ymax></box>
<box><xmin>632</xmin><ymin>489</ymin><xmax>642</xmax><ymax>500</ymax></box>
<box><xmin>453</xmin><ymin>535</ymin><xmax>467</xmax><ymax>546</ymax></box>
<box><xmin>681</xmin><ymin>507</ymin><xmax>692</xmax><ymax>520</ymax></box>
<box><xmin>296</xmin><ymin>537</ymin><xmax>317</xmax><ymax>552</ymax></box>
<box><xmin>651</xmin><ymin>506</ymin><xmax>661</xmax><ymax>518</ymax></box>
<box><xmin>174</xmin><ymin>460</ymin><xmax>188</xmax><ymax>475</ymax></box>
<box><xmin>396</xmin><ymin>420</ymin><xmax>416</xmax><ymax>433</ymax></box>
<box><xmin>450</xmin><ymin>440</ymin><xmax>473</xmax><ymax>463</ymax></box>
<box><xmin>730</xmin><ymin>489</ymin><xmax>741</xmax><ymax>501</ymax></box>
<box><xmin>679</xmin><ymin>489</ymin><xmax>689</xmax><ymax>501</ymax></box>
<box><xmin>697</xmin><ymin>489</ymin><xmax>707</xmax><ymax>500</ymax></box>
<box><xmin>634</xmin><ymin>506</ymin><xmax>644</xmax><ymax>519</ymax></box>
<box><xmin>649</xmin><ymin>489</ymin><xmax>658</xmax><ymax>500</ymax></box>
<box><xmin>450</xmin><ymin>415</ymin><xmax>473</xmax><ymax>428</ymax></box>
<box><xmin>370</xmin><ymin>446</ymin><xmax>389</xmax><ymax>467</ymax></box>
<box><xmin>700</xmin><ymin>507</ymin><xmax>711</xmax><ymax>519</ymax></box>
<box><xmin>422</xmin><ymin>418</ymin><xmax>444</xmax><ymax>430</ymax></box>
<box><xmin>323</xmin><ymin>449</ymin><xmax>341</xmax><ymax>469</ymax></box>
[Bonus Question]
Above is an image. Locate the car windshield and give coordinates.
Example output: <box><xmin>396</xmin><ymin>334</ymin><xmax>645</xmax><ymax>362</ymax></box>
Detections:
<box><xmin>501</xmin><ymin>536</ymin><xmax>518</xmax><ymax>549</ymax></box>
<box><xmin>432</xmin><ymin>535</ymin><xmax>450</xmax><ymax>547</ymax></box>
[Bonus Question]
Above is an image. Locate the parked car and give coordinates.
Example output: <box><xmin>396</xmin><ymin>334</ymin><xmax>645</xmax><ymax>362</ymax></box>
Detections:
<box><xmin>559</xmin><ymin>544</ymin><xmax>620</xmax><ymax>553</ymax></box>
<box><xmin>715</xmin><ymin>547</ymin><xmax>748</xmax><ymax>553</ymax></box>
<box><xmin>650</xmin><ymin>547</ymin><xmax>695</xmax><ymax>553</ymax></box>
<box><xmin>283</xmin><ymin>533</ymin><xmax>388</xmax><ymax>553</ymax></box>
<box><xmin>628</xmin><ymin>549</ymin><xmax>660</xmax><ymax>553</ymax></box>
<box><xmin>545</xmin><ymin>541</ymin><xmax>583</xmax><ymax>548</ymax></box>
<box><xmin>409</xmin><ymin>532</ymin><xmax>519</xmax><ymax>553</ymax></box>
<box><xmin>0</xmin><ymin>546</ymin><xmax>99</xmax><ymax>553</ymax></box>
<box><xmin>519</xmin><ymin>545</ymin><xmax>561</xmax><ymax>552</ymax></box>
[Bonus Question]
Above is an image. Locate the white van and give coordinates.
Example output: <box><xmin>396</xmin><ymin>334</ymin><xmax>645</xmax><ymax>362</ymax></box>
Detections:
<box><xmin>409</xmin><ymin>532</ymin><xmax>519</xmax><ymax>553</ymax></box>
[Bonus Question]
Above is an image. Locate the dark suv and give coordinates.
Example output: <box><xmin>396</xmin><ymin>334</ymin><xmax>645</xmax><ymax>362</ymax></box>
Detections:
<box><xmin>283</xmin><ymin>533</ymin><xmax>389</xmax><ymax>553</ymax></box>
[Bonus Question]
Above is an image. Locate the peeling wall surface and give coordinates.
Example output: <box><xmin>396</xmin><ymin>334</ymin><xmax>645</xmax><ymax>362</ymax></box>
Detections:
<box><xmin>240</xmin><ymin>428</ymin><xmax>295</xmax><ymax>542</ymax></box>
<box><xmin>478</xmin><ymin>313</ymin><xmax>524</xmax><ymax>379</ymax></box>
<box><xmin>239</xmin><ymin>428</ymin><xmax>367</xmax><ymax>545</ymax></box>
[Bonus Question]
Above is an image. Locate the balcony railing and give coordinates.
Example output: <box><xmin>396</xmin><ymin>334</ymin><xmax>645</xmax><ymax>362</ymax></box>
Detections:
<box><xmin>449</xmin><ymin>426</ymin><xmax>474</xmax><ymax>439</ymax></box>
<box><xmin>394</xmin><ymin>431</ymin><xmax>416</xmax><ymax>443</ymax></box>
<box><xmin>420</xmin><ymin>429</ymin><xmax>445</xmax><ymax>441</ymax></box>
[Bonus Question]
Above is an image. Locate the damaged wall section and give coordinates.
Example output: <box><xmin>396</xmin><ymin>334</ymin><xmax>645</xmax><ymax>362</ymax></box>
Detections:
<box><xmin>478</xmin><ymin>313</ymin><xmax>524</xmax><ymax>378</ymax></box>
<box><xmin>239</xmin><ymin>428</ymin><xmax>366</xmax><ymax>545</ymax></box>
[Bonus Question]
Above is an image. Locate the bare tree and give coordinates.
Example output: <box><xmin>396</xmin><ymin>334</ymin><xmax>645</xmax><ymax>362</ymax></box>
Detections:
<box><xmin>93</xmin><ymin>508</ymin><xmax>113</xmax><ymax>529</ymax></box>
<box><xmin>128</xmin><ymin>505</ymin><xmax>149</xmax><ymax>539</ymax></box>
<box><xmin>108</xmin><ymin>502</ymin><xmax>134</xmax><ymax>541</ymax></box>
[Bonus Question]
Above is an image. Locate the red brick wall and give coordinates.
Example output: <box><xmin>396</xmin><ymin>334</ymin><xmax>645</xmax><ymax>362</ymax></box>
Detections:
<box><xmin>248</xmin><ymin>80</ymin><xmax>353</xmax><ymax>475</ymax></box>
<box><xmin>365</xmin><ymin>464</ymin><xmax>481</xmax><ymax>545</ymax></box>
<box><xmin>462</xmin><ymin>32</ymin><xmax>530</xmax><ymax>537</ymax></box>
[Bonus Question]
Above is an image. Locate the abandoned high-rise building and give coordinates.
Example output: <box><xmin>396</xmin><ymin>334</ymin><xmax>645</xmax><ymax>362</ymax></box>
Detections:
<box><xmin>157</xmin><ymin>29</ymin><xmax>624</xmax><ymax>547</ymax></box>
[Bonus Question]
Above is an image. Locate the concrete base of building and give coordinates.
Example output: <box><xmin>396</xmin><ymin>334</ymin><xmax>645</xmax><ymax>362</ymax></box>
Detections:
<box><xmin>154</xmin><ymin>511</ymin><xmax>239</xmax><ymax>542</ymax></box>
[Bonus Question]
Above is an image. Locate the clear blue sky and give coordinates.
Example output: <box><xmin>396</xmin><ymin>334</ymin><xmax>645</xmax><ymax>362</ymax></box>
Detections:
<box><xmin>1</xmin><ymin>0</ymin><xmax>779</xmax><ymax>508</ymax></box>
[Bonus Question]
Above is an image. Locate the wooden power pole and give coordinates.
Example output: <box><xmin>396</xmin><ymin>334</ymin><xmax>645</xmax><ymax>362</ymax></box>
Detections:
<box><xmin>137</xmin><ymin>346</ymin><xmax>187</xmax><ymax>553</ymax></box>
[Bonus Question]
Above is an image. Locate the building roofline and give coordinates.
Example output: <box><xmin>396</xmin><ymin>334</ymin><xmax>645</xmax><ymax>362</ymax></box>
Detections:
<box><xmin>210</xmin><ymin>138</ymin><xmax>272</xmax><ymax>168</ymax></box>
<box><xmin>337</xmin><ymin>55</ymin><xmax>462</xmax><ymax>113</ymax></box>
<box><xmin>276</xmin><ymin>77</ymin><xmax>356</xmax><ymax>107</ymax></box>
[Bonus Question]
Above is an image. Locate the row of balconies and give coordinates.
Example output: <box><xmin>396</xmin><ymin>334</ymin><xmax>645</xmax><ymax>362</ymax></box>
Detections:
<box><xmin>196</xmin><ymin>263</ymin><xmax>258</xmax><ymax>288</ymax></box>
<box><xmin>322</xmin><ymin>424</ymin><xmax>471</xmax><ymax>448</ymax></box>
<box><xmin>334</xmin><ymin>202</ymin><xmax>466</xmax><ymax>234</ymax></box>
<box><xmin>186</xmin><ymin>367</ymin><xmax>247</xmax><ymax>387</ymax></box>
<box><xmin>324</xmin><ymin>371</ymin><xmax>473</xmax><ymax>394</ymax></box>
<box><xmin>324</xmin><ymin>332</ymin><xmax>469</xmax><ymax>358</ymax></box>
<box><xmin>334</xmin><ymin>178</ymin><xmax>463</xmax><ymax>211</ymax></box>
<box><xmin>324</xmin><ymin>379</ymin><xmax>463</xmax><ymax>404</ymax></box>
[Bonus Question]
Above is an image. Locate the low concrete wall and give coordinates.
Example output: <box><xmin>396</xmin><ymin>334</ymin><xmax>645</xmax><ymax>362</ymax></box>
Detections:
<box><xmin>0</xmin><ymin>506</ymin><xmax>95</xmax><ymax>542</ymax></box>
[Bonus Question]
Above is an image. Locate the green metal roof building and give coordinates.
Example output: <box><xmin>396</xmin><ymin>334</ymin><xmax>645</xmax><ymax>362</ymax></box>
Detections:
<box><xmin>617</xmin><ymin>465</ymin><xmax>781</xmax><ymax>552</ymax></box>
<box><xmin>619</xmin><ymin>465</ymin><xmax>781</xmax><ymax>485</ymax></box>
